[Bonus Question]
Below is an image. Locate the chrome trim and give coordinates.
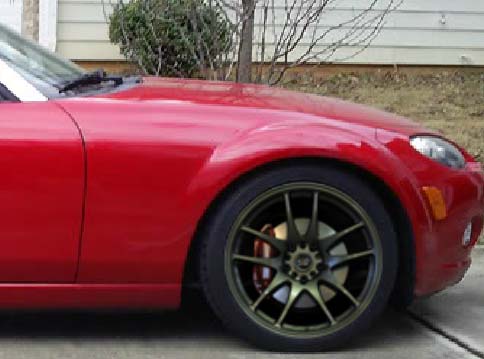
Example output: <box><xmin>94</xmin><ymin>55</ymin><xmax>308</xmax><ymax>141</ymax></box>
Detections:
<box><xmin>0</xmin><ymin>59</ymin><xmax>47</xmax><ymax>102</ymax></box>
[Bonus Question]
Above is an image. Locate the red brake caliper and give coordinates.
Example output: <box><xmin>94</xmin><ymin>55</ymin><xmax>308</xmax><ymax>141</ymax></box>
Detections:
<box><xmin>253</xmin><ymin>224</ymin><xmax>276</xmax><ymax>293</ymax></box>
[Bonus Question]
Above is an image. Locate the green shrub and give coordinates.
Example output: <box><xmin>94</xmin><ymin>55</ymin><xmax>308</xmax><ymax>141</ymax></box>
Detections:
<box><xmin>109</xmin><ymin>0</ymin><xmax>233</xmax><ymax>77</ymax></box>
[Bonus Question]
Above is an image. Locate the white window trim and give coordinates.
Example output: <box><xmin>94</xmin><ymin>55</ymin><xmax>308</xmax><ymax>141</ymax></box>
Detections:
<box><xmin>39</xmin><ymin>0</ymin><xmax>57</xmax><ymax>51</ymax></box>
<box><xmin>0</xmin><ymin>59</ymin><xmax>47</xmax><ymax>102</ymax></box>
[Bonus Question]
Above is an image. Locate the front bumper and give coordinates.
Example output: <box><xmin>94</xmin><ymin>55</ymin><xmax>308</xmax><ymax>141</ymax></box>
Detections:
<box><xmin>377</xmin><ymin>130</ymin><xmax>484</xmax><ymax>297</ymax></box>
<box><xmin>414</xmin><ymin>165</ymin><xmax>484</xmax><ymax>296</ymax></box>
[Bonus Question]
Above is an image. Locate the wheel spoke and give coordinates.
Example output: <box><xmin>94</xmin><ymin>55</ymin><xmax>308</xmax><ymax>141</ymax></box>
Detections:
<box><xmin>319</xmin><ymin>271</ymin><xmax>360</xmax><ymax>307</ymax></box>
<box><xmin>240</xmin><ymin>226</ymin><xmax>285</xmax><ymax>252</ymax></box>
<box><xmin>232</xmin><ymin>254</ymin><xmax>280</xmax><ymax>269</ymax></box>
<box><xmin>251</xmin><ymin>272</ymin><xmax>288</xmax><ymax>310</ymax></box>
<box><xmin>305</xmin><ymin>191</ymin><xmax>319</xmax><ymax>243</ymax></box>
<box><xmin>227</xmin><ymin>184</ymin><xmax>381</xmax><ymax>334</ymax></box>
<box><xmin>305</xmin><ymin>282</ymin><xmax>336</xmax><ymax>325</ymax></box>
<box><xmin>319</xmin><ymin>221</ymin><xmax>365</xmax><ymax>251</ymax></box>
<box><xmin>327</xmin><ymin>249</ymin><xmax>374</xmax><ymax>269</ymax></box>
<box><xmin>275</xmin><ymin>283</ymin><xmax>303</xmax><ymax>327</ymax></box>
<box><xmin>284</xmin><ymin>192</ymin><xmax>300</xmax><ymax>245</ymax></box>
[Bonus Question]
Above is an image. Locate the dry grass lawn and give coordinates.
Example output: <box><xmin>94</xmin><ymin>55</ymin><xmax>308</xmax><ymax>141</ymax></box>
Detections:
<box><xmin>284</xmin><ymin>71</ymin><xmax>484</xmax><ymax>243</ymax></box>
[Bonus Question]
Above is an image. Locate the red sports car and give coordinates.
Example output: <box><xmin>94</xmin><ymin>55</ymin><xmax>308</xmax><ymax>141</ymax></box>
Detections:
<box><xmin>0</xmin><ymin>24</ymin><xmax>482</xmax><ymax>351</ymax></box>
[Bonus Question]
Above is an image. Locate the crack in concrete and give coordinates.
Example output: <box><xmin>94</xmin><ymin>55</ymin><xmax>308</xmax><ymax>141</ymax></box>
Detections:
<box><xmin>407</xmin><ymin>310</ymin><xmax>484</xmax><ymax>359</ymax></box>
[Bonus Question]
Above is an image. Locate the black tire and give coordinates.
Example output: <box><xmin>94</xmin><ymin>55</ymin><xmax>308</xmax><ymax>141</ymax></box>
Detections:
<box><xmin>199</xmin><ymin>164</ymin><xmax>398</xmax><ymax>352</ymax></box>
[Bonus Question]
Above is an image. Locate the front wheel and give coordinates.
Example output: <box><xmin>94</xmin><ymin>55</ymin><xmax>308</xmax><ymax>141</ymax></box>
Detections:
<box><xmin>200</xmin><ymin>164</ymin><xmax>398</xmax><ymax>351</ymax></box>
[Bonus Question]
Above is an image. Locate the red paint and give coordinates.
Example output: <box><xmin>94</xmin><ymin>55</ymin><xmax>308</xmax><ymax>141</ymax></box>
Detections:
<box><xmin>0</xmin><ymin>284</ymin><xmax>178</xmax><ymax>309</ymax></box>
<box><xmin>0</xmin><ymin>102</ymin><xmax>84</xmax><ymax>282</ymax></box>
<box><xmin>377</xmin><ymin>129</ymin><xmax>484</xmax><ymax>295</ymax></box>
<box><xmin>0</xmin><ymin>77</ymin><xmax>481</xmax><ymax>308</ymax></box>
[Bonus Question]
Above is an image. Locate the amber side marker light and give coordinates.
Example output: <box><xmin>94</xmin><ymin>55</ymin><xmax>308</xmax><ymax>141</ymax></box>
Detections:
<box><xmin>422</xmin><ymin>186</ymin><xmax>447</xmax><ymax>221</ymax></box>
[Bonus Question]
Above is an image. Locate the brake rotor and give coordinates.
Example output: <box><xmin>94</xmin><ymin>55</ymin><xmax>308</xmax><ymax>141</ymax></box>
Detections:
<box><xmin>252</xmin><ymin>218</ymin><xmax>349</xmax><ymax>308</ymax></box>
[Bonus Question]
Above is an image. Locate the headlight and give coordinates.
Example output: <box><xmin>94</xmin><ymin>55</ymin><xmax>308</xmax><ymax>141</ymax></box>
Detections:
<box><xmin>410</xmin><ymin>136</ymin><xmax>466</xmax><ymax>169</ymax></box>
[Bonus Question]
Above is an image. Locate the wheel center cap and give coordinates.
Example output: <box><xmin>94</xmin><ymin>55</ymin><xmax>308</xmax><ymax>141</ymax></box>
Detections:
<box><xmin>285</xmin><ymin>245</ymin><xmax>323</xmax><ymax>281</ymax></box>
<box><xmin>295</xmin><ymin>254</ymin><xmax>312</xmax><ymax>272</ymax></box>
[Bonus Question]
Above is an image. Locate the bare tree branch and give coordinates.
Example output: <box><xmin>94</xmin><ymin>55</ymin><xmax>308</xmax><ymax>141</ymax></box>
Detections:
<box><xmin>105</xmin><ymin>0</ymin><xmax>401</xmax><ymax>84</ymax></box>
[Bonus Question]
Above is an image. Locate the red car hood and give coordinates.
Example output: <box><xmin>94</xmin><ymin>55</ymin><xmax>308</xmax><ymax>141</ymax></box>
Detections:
<box><xmin>101</xmin><ymin>77</ymin><xmax>429</xmax><ymax>135</ymax></box>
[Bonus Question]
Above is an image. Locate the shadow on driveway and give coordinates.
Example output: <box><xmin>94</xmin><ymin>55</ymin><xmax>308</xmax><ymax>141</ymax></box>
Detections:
<box><xmin>0</xmin><ymin>292</ymin><xmax>471</xmax><ymax>358</ymax></box>
<box><xmin>0</xmin><ymin>248</ymin><xmax>480</xmax><ymax>358</ymax></box>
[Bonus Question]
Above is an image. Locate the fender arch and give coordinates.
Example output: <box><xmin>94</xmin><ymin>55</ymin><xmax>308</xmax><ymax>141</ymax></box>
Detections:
<box><xmin>182</xmin><ymin>125</ymin><xmax>428</xmax><ymax>306</ymax></box>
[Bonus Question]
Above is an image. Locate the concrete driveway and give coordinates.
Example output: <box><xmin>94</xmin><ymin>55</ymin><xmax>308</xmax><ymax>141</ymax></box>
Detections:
<box><xmin>0</xmin><ymin>249</ymin><xmax>481</xmax><ymax>359</ymax></box>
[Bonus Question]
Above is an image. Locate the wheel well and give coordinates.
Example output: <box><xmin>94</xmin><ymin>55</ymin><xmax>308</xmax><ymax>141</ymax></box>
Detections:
<box><xmin>181</xmin><ymin>157</ymin><xmax>415</xmax><ymax>308</ymax></box>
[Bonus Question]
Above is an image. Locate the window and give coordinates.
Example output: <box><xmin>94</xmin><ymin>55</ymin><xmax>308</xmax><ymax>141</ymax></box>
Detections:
<box><xmin>0</xmin><ymin>23</ymin><xmax>84</xmax><ymax>98</ymax></box>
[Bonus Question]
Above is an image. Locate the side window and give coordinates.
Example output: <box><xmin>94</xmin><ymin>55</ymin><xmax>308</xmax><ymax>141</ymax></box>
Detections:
<box><xmin>0</xmin><ymin>82</ymin><xmax>19</xmax><ymax>102</ymax></box>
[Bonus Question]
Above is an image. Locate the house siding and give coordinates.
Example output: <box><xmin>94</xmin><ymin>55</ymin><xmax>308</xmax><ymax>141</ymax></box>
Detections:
<box><xmin>0</xmin><ymin>0</ymin><xmax>22</xmax><ymax>33</ymax></box>
<box><xmin>47</xmin><ymin>0</ymin><xmax>484</xmax><ymax>65</ymax></box>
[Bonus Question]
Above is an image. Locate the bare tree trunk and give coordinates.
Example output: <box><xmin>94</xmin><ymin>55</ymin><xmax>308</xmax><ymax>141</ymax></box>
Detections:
<box><xmin>21</xmin><ymin>0</ymin><xmax>39</xmax><ymax>41</ymax></box>
<box><xmin>236</xmin><ymin>0</ymin><xmax>254</xmax><ymax>83</ymax></box>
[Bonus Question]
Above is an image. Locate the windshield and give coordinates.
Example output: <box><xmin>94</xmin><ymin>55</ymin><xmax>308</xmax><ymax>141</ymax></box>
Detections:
<box><xmin>0</xmin><ymin>23</ymin><xmax>85</xmax><ymax>98</ymax></box>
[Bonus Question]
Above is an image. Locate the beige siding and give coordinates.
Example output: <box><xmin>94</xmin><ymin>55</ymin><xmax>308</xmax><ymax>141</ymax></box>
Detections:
<box><xmin>57</xmin><ymin>0</ymin><xmax>484</xmax><ymax>65</ymax></box>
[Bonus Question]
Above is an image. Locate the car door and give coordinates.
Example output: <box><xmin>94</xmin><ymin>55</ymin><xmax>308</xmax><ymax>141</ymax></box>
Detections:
<box><xmin>0</xmin><ymin>99</ymin><xmax>84</xmax><ymax>282</ymax></box>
